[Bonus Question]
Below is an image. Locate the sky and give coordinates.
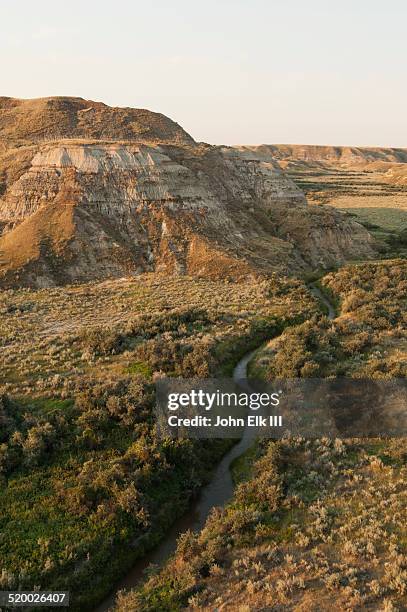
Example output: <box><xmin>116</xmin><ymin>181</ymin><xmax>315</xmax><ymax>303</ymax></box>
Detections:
<box><xmin>1</xmin><ymin>0</ymin><xmax>406</xmax><ymax>147</ymax></box>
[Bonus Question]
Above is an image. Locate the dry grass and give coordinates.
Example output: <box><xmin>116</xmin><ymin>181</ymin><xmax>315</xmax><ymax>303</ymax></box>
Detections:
<box><xmin>251</xmin><ymin>260</ymin><xmax>407</xmax><ymax>379</ymax></box>
<box><xmin>0</xmin><ymin>273</ymin><xmax>314</xmax><ymax>396</ymax></box>
<box><xmin>115</xmin><ymin>438</ymin><xmax>407</xmax><ymax>612</ymax></box>
<box><xmin>329</xmin><ymin>198</ymin><xmax>407</xmax><ymax>232</ymax></box>
<box><xmin>192</xmin><ymin>441</ymin><xmax>407</xmax><ymax>611</ymax></box>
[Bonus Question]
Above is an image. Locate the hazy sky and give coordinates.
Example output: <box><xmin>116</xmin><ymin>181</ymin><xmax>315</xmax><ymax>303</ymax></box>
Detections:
<box><xmin>1</xmin><ymin>0</ymin><xmax>406</xmax><ymax>146</ymax></box>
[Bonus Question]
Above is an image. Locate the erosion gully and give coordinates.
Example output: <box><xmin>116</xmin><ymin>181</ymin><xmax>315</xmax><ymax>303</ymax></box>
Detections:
<box><xmin>96</xmin><ymin>282</ymin><xmax>336</xmax><ymax>611</ymax></box>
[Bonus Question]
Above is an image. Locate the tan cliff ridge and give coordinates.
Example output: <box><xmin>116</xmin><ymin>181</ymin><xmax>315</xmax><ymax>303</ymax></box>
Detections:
<box><xmin>253</xmin><ymin>144</ymin><xmax>407</xmax><ymax>190</ymax></box>
<box><xmin>250</xmin><ymin>144</ymin><xmax>407</xmax><ymax>165</ymax></box>
<box><xmin>0</xmin><ymin>98</ymin><xmax>375</xmax><ymax>287</ymax></box>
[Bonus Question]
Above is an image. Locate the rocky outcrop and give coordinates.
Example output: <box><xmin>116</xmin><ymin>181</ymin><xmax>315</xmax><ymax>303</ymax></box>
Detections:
<box><xmin>0</xmin><ymin>97</ymin><xmax>193</xmax><ymax>145</ymax></box>
<box><xmin>0</xmin><ymin>98</ymin><xmax>375</xmax><ymax>288</ymax></box>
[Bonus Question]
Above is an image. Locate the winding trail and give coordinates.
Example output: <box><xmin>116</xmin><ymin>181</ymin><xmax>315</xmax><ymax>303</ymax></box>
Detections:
<box><xmin>96</xmin><ymin>283</ymin><xmax>336</xmax><ymax>611</ymax></box>
<box><xmin>308</xmin><ymin>282</ymin><xmax>337</xmax><ymax>320</ymax></box>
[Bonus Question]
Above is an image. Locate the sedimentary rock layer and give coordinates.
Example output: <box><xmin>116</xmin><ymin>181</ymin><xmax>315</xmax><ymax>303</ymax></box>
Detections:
<box><xmin>0</xmin><ymin>98</ymin><xmax>375</xmax><ymax>287</ymax></box>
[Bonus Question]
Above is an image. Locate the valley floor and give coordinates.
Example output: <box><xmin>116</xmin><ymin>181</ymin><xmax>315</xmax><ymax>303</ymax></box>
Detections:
<box><xmin>285</xmin><ymin>161</ymin><xmax>407</xmax><ymax>259</ymax></box>
<box><xmin>115</xmin><ymin>259</ymin><xmax>407</xmax><ymax>612</ymax></box>
<box><xmin>0</xmin><ymin>199</ymin><xmax>406</xmax><ymax>611</ymax></box>
<box><xmin>0</xmin><ymin>273</ymin><xmax>315</xmax><ymax>610</ymax></box>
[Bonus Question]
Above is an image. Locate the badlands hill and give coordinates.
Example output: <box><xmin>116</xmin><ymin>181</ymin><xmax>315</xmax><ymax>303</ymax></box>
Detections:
<box><xmin>0</xmin><ymin>98</ymin><xmax>375</xmax><ymax>287</ymax></box>
<box><xmin>255</xmin><ymin>144</ymin><xmax>407</xmax><ymax>191</ymax></box>
<box><xmin>253</xmin><ymin>144</ymin><xmax>407</xmax><ymax>166</ymax></box>
<box><xmin>255</xmin><ymin>144</ymin><xmax>407</xmax><ymax>255</ymax></box>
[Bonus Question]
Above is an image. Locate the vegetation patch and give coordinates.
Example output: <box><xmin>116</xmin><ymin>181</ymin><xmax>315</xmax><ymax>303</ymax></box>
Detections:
<box><xmin>116</xmin><ymin>438</ymin><xmax>407</xmax><ymax>611</ymax></box>
<box><xmin>0</xmin><ymin>273</ymin><xmax>316</xmax><ymax>610</ymax></box>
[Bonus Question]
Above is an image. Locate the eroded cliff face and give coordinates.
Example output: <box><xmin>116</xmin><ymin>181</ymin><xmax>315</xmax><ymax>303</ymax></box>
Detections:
<box><xmin>0</xmin><ymin>98</ymin><xmax>375</xmax><ymax>288</ymax></box>
<box><xmin>0</xmin><ymin>141</ymin><xmax>375</xmax><ymax>287</ymax></box>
